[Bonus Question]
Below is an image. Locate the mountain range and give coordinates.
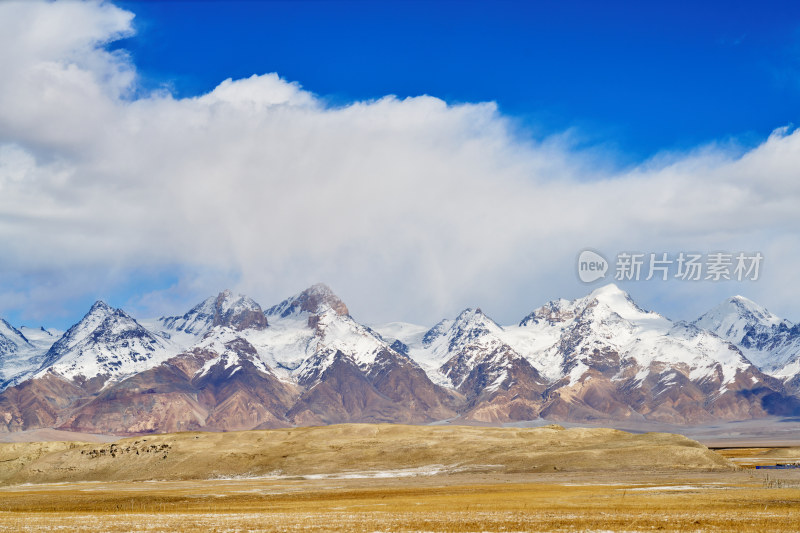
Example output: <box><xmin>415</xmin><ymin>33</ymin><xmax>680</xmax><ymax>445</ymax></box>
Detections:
<box><xmin>1</xmin><ymin>283</ymin><xmax>799</xmax><ymax>435</ymax></box>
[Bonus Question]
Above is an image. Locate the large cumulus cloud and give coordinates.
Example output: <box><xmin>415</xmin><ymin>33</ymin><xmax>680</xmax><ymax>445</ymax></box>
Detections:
<box><xmin>1</xmin><ymin>0</ymin><xmax>799</xmax><ymax>325</ymax></box>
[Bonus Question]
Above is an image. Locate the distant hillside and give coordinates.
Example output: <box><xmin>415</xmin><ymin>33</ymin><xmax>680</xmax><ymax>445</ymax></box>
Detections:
<box><xmin>0</xmin><ymin>424</ymin><xmax>732</xmax><ymax>485</ymax></box>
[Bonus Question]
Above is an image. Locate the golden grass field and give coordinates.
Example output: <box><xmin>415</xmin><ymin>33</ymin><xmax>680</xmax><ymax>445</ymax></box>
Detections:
<box><xmin>0</xmin><ymin>424</ymin><xmax>799</xmax><ymax>532</ymax></box>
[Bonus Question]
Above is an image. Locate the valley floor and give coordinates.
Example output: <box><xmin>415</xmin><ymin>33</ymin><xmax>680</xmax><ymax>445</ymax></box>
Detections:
<box><xmin>1</xmin><ymin>469</ymin><xmax>799</xmax><ymax>532</ymax></box>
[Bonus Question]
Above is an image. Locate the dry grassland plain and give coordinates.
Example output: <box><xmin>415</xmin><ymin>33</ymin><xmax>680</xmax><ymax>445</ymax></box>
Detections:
<box><xmin>0</xmin><ymin>424</ymin><xmax>798</xmax><ymax>532</ymax></box>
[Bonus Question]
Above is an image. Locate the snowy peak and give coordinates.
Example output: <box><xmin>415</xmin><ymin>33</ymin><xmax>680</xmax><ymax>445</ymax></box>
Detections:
<box><xmin>35</xmin><ymin>301</ymin><xmax>174</xmax><ymax>387</ymax></box>
<box><xmin>422</xmin><ymin>309</ymin><xmax>499</xmax><ymax>347</ymax></box>
<box><xmin>191</xmin><ymin>330</ymin><xmax>274</xmax><ymax>381</ymax></box>
<box><xmin>157</xmin><ymin>296</ymin><xmax>216</xmax><ymax>336</ymax></box>
<box><xmin>210</xmin><ymin>290</ymin><xmax>268</xmax><ymax>331</ymax></box>
<box><xmin>0</xmin><ymin>318</ymin><xmax>37</xmax><ymax>383</ymax></box>
<box><xmin>410</xmin><ymin>307</ymin><xmax>520</xmax><ymax>388</ymax></box>
<box><xmin>518</xmin><ymin>299</ymin><xmax>573</xmax><ymax>327</ymax></box>
<box><xmin>88</xmin><ymin>300</ymin><xmax>114</xmax><ymax>315</ymax></box>
<box><xmin>449</xmin><ymin>308</ymin><xmax>503</xmax><ymax>343</ymax></box>
<box><xmin>292</xmin><ymin>310</ymin><xmax>398</xmax><ymax>383</ymax></box>
<box><xmin>694</xmin><ymin>296</ymin><xmax>800</xmax><ymax>375</ymax></box>
<box><xmin>421</xmin><ymin>319</ymin><xmax>453</xmax><ymax>347</ymax></box>
<box><xmin>455</xmin><ymin>307</ymin><xmax>492</xmax><ymax>325</ymax></box>
<box><xmin>158</xmin><ymin>290</ymin><xmax>268</xmax><ymax>337</ymax></box>
<box><xmin>417</xmin><ymin>308</ymin><xmax>506</xmax><ymax>366</ymax></box>
<box><xmin>70</xmin><ymin>300</ymin><xmax>116</xmax><ymax>332</ymax></box>
<box><xmin>518</xmin><ymin>284</ymin><xmax>656</xmax><ymax>331</ymax></box>
<box><xmin>583</xmin><ymin>283</ymin><xmax>654</xmax><ymax>321</ymax></box>
<box><xmin>588</xmin><ymin>282</ymin><xmax>628</xmax><ymax>299</ymax></box>
<box><xmin>42</xmin><ymin>301</ymin><xmax>137</xmax><ymax>360</ymax></box>
<box><xmin>265</xmin><ymin>283</ymin><xmax>349</xmax><ymax>318</ymax></box>
<box><xmin>0</xmin><ymin>320</ymin><xmax>58</xmax><ymax>386</ymax></box>
<box><xmin>507</xmin><ymin>285</ymin><xmax>757</xmax><ymax>391</ymax></box>
<box><xmin>243</xmin><ymin>285</ymin><xmax>402</xmax><ymax>386</ymax></box>
<box><xmin>48</xmin><ymin>300</ymin><xmax>121</xmax><ymax>350</ymax></box>
<box><xmin>0</xmin><ymin>318</ymin><xmax>32</xmax><ymax>354</ymax></box>
<box><xmin>694</xmin><ymin>296</ymin><xmax>788</xmax><ymax>343</ymax></box>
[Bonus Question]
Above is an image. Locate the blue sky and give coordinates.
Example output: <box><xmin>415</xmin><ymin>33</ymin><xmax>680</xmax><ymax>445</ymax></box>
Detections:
<box><xmin>116</xmin><ymin>0</ymin><xmax>800</xmax><ymax>162</ymax></box>
<box><xmin>2</xmin><ymin>1</ymin><xmax>800</xmax><ymax>330</ymax></box>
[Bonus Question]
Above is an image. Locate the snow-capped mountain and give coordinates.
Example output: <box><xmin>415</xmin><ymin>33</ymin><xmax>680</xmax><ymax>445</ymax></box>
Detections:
<box><xmin>377</xmin><ymin>284</ymin><xmax>787</xmax><ymax>424</ymax></box>
<box><xmin>151</xmin><ymin>289</ymin><xmax>268</xmax><ymax>343</ymax></box>
<box><xmin>59</xmin><ymin>333</ymin><xmax>300</xmax><ymax>435</ymax></box>
<box><xmin>145</xmin><ymin>284</ymin><xmax>402</xmax><ymax>387</ymax></box>
<box><xmin>374</xmin><ymin>308</ymin><xmax>548</xmax><ymax>423</ymax></box>
<box><xmin>694</xmin><ymin>296</ymin><xmax>800</xmax><ymax>376</ymax></box>
<box><xmin>261</xmin><ymin>283</ymin><xmax>402</xmax><ymax>384</ymax></box>
<box><xmin>401</xmin><ymin>308</ymin><xmax>532</xmax><ymax>387</ymax></box>
<box><xmin>1</xmin><ymin>282</ymin><xmax>798</xmax><ymax>434</ymax></box>
<box><xmin>512</xmin><ymin>285</ymin><xmax>752</xmax><ymax>386</ymax></box>
<box><xmin>0</xmin><ymin>319</ymin><xmax>39</xmax><ymax>383</ymax></box>
<box><xmin>0</xmin><ymin>319</ymin><xmax>29</xmax><ymax>353</ymax></box>
<box><xmin>259</xmin><ymin>284</ymin><xmax>459</xmax><ymax>424</ymax></box>
<box><xmin>0</xmin><ymin>326</ymin><xmax>63</xmax><ymax>386</ymax></box>
<box><xmin>0</xmin><ymin>291</ymin><xmax>289</xmax><ymax>434</ymax></box>
<box><xmin>30</xmin><ymin>301</ymin><xmax>176</xmax><ymax>391</ymax></box>
<box><xmin>0</xmin><ymin>284</ymin><xmax>458</xmax><ymax>434</ymax></box>
<box><xmin>265</xmin><ymin>282</ymin><xmax>350</xmax><ymax>318</ymax></box>
<box><xmin>506</xmin><ymin>284</ymin><xmax>777</xmax><ymax>423</ymax></box>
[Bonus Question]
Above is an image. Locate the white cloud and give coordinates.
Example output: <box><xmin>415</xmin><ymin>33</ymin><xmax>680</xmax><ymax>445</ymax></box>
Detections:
<box><xmin>1</xmin><ymin>1</ymin><xmax>800</xmax><ymax>327</ymax></box>
<box><xmin>198</xmin><ymin>73</ymin><xmax>317</xmax><ymax>109</ymax></box>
